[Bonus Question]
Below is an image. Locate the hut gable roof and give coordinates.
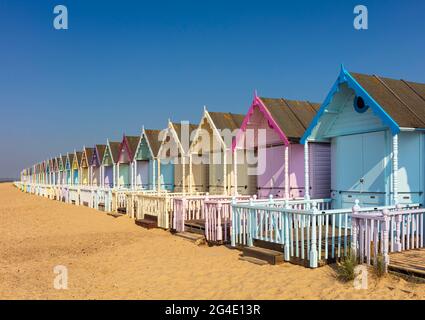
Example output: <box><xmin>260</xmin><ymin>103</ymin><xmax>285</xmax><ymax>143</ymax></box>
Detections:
<box><xmin>170</xmin><ymin>122</ymin><xmax>198</xmax><ymax>153</ymax></box>
<box><xmin>144</xmin><ymin>129</ymin><xmax>163</xmax><ymax>157</ymax></box>
<box><xmin>72</xmin><ymin>151</ymin><xmax>82</xmax><ymax>168</ymax></box>
<box><xmin>108</xmin><ymin>141</ymin><xmax>121</xmax><ymax>163</ymax></box>
<box><xmin>260</xmin><ymin>97</ymin><xmax>320</xmax><ymax>140</ymax></box>
<box><xmin>208</xmin><ymin>112</ymin><xmax>245</xmax><ymax>131</ymax></box>
<box><xmin>92</xmin><ymin>144</ymin><xmax>106</xmax><ymax>166</ymax></box>
<box><xmin>350</xmin><ymin>73</ymin><xmax>425</xmax><ymax>128</ymax></box>
<box><xmin>54</xmin><ymin>158</ymin><xmax>60</xmax><ymax>171</ymax></box>
<box><xmin>96</xmin><ymin>144</ymin><xmax>107</xmax><ymax>161</ymax></box>
<box><xmin>126</xmin><ymin>136</ymin><xmax>140</xmax><ymax>156</ymax></box>
<box><xmin>302</xmin><ymin>67</ymin><xmax>425</xmax><ymax>143</ymax></box>
<box><xmin>61</xmin><ymin>155</ymin><xmax>67</xmax><ymax>168</ymax></box>
<box><xmin>192</xmin><ymin>110</ymin><xmax>246</xmax><ymax>152</ymax></box>
<box><xmin>81</xmin><ymin>147</ymin><xmax>94</xmax><ymax>167</ymax></box>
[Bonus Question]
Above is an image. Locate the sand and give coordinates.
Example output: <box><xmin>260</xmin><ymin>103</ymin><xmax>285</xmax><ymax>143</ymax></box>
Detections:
<box><xmin>0</xmin><ymin>183</ymin><xmax>424</xmax><ymax>300</ymax></box>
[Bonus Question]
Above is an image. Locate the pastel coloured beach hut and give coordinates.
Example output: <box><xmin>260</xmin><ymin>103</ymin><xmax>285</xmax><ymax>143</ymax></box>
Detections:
<box><xmin>80</xmin><ymin>146</ymin><xmax>94</xmax><ymax>185</ymax></box>
<box><xmin>157</xmin><ymin>121</ymin><xmax>198</xmax><ymax>192</ymax></box>
<box><xmin>53</xmin><ymin>157</ymin><xmax>60</xmax><ymax>185</ymax></box>
<box><xmin>50</xmin><ymin>158</ymin><xmax>55</xmax><ymax>185</ymax></box>
<box><xmin>65</xmin><ymin>153</ymin><xmax>72</xmax><ymax>185</ymax></box>
<box><xmin>133</xmin><ymin>127</ymin><xmax>164</xmax><ymax>190</ymax></box>
<box><xmin>60</xmin><ymin>155</ymin><xmax>67</xmax><ymax>185</ymax></box>
<box><xmin>117</xmin><ymin>135</ymin><xmax>141</xmax><ymax>189</ymax></box>
<box><xmin>233</xmin><ymin>94</ymin><xmax>330</xmax><ymax>200</ymax></box>
<box><xmin>90</xmin><ymin>144</ymin><xmax>106</xmax><ymax>186</ymax></box>
<box><xmin>47</xmin><ymin>159</ymin><xmax>54</xmax><ymax>185</ymax></box>
<box><xmin>302</xmin><ymin>66</ymin><xmax>425</xmax><ymax>208</ymax></box>
<box><xmin>189</xmin><ymin>108</ymin><xmax>246</xmax><ymax>195</ymax></box>
<box><xmin>101</xmin><ymin>140</ymin><xmax>121</xmax><ymax>188</ymax></box>
<box><xmin>71</xmin><ymin>150</ymin><xmax>82</xmax><ymax>185</ymax></box>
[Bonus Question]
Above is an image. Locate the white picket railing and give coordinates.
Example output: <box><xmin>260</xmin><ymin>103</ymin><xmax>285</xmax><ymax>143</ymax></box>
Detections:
<box><xmin>351</xmin><ymin>203</ymin><xmax>424</xmax><ymax>270</ymax></box>
<box><xmin>231</xmin><ymin>198</ymin><xmax>420</xmax><ymax>268</ymax></box>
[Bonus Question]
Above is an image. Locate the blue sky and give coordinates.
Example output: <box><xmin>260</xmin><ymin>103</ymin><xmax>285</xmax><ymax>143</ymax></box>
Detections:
<box><xmin>1</xmin><ymin>0</ymin><xmax>424</xmax><ymax>178</ymax></box>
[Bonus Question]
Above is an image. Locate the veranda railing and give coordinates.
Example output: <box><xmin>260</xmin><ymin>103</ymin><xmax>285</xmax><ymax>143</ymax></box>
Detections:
<box><xmin>231</xmin><ymin>199</ymin><xmax>420</xmax><ymax>268</ymax></box>
<box><xmin>133</xmin><ymin>192</ymin><xmax>206</xmax><ymax>229</ymax></box>
<box><xmin>173</xmin><ymin>195</ymin><xmax>251</xmax><ymax>242</ymax></box>
<box><xmin>351</xmin><ymin>203</ymin><xmax>424</xmax><ymax>271</ymax></box>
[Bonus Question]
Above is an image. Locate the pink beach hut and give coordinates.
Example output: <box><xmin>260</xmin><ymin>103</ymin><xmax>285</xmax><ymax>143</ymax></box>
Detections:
<box><xmin>233</xmin><ymin>94</ymin><xmax>331</xmax><ymax>200</ymax></box>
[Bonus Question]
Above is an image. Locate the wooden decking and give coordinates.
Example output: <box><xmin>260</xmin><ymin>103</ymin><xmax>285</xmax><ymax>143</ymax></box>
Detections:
<box><xmin>389</xmin><ymin>249</ymin><xmax>425</xmax><ymax>277</ymax></box>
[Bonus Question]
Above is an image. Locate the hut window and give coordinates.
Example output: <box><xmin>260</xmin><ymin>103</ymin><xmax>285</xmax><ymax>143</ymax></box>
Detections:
<box><xmin>354</xmin><ymin>96</ymin><xmax>369</xmax><ymax>113</ymax></box>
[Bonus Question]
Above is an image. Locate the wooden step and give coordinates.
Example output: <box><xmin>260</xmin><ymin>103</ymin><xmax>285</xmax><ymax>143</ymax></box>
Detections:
<box><xmin>184</xmin><ymin>219</ymin><xmax>206</xmax><ymax>235</ymax></box>
<box><xmin>239</xmin><ymin>256</ymin><xmax>269</xmax><ymax>266</ymax></box>
<box><xmin>107</xmin><ymin>212</ymin><xmax>124</xmax><ymax>218</ymax></box>
<box><xmin>242</xmin><ymin>246</ymin><xmax>284</xmax><ymax>265</ymax></box>
<box><xmin>117</xmin><ymin>207</ymin><xmax>127</xmax><ymax>214</ymax></box>
<box><xmin>175</xmin><ymin>232</ymin><xmax>206</xmax><ymax>245</ymax></box>
<box><xmin>135</xmin><ymin>218</ymin><xmax>158</xmax><ymax>229</ymax></box>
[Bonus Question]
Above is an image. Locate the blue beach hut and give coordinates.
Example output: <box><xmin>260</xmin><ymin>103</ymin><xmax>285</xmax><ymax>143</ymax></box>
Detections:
<box><xmin>302</xmin><ymin>66</ymin><xmax>425</xmax><ymax>209</ymax></box>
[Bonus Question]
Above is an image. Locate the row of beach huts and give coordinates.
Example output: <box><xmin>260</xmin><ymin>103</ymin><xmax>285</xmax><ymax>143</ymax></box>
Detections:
<box><xmin>14</xmin><ymin>67</ymin><xmax>425</xmax><ymax>272</ymax></box>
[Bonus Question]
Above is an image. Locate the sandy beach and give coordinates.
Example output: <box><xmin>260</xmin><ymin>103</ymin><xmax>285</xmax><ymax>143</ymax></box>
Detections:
<box><xmin>0</xmin><ymin>183</ymin><xmax>424</xmax><ymax>300</ymax></box>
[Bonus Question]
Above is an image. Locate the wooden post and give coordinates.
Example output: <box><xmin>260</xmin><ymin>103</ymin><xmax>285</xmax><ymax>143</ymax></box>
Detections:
<box><xmin>113</xmin><ymin>164</ymin><xmax>116</xmax><ymax>188</ymax></box>
<box><xmin>189</xmin><ymin>153</ymin><xmax>193</xmax><ymax>193</ymax></box>
<box><xmin>231</xmin><ymin>197</ymin><xmax>237</xmax><ymax>247</ymax></box>
<box><xmin>157</xmin><ymin>158</ymin><xmax>161</xmax><ymax>193</ymax></box>
<box><xmin>152</xmin><ymin>159</ymin><xmax>156</xmax><ymax>191</ymax></box>
<box><xmin>284</xmin><ymin>145</ymin><xmax>289</xmax><ymax>199</ymax></box>
<box><xmin>309</xmin><ymin>202</ymin><xmax>318</xmax><ymax>268</ymax></box>
<box><xmin>117</xmin><ymin>163</ymin><xmax>120</xmax><ymax>189</ymax></box>
<box><xmin>248</xmin><ymin>198</ymin><xmax>254</xmax><ymax>247</ymax></box>
<box><xmin>392</xmin><ymin>134</ymin><xmax>399</xmax><ymax>205</ymax></box>
<box><xmin>182</xmin><ymin>155</ymin><xmax>186</xmax><ymax>194</ymax></box>
<box><xmin>233</xmin><ymin>148</ymin><xmax>238</xmax><ymax>197</ymax></box>
<box><xmin>351</xmin><ymin>199</ymin><xmax>360</xmax><ymax>258</ymax></box>
<box><xmin>304</xmin><ymin>140</ymin><xmax>310</xmax><ymax>200</ymax></box>
<box><xmin>382</xmin><ymin>209</ymin><xmax>390</xmax><ymax>272</ymax></box>
<box><xmin>132</xmin><ymin>160</ymin><xmax>136</xmax><ymax>190</ymax></box>
<box><xmin>283</xmin><ymin>200</ymin><xmax>290</xmax><ymax>261</ymax></box>
<box><xmin>223</xmin><ymin>150</ymin><xmax>227</xmax><ymax>196</ymax></box>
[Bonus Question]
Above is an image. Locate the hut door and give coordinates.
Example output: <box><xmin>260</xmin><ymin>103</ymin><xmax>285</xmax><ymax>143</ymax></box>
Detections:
<box><xmin>361</xmin><ymin>131</ymin><xmax>386</xmax><ymax>193</ymax></box>
<box><xmin>333</xmin><ymin>131</ymin><xmax>387</xmax><ymax>207</ymax></box>
<box><xmin>137</xmin><ymin>161</ymin><xmax>149</xmax><ymax>188</ymax></box>
<box><xmin>333</xmin><ymin>134</ymin><xmax>363</xmax><ymax>192</ymax></box>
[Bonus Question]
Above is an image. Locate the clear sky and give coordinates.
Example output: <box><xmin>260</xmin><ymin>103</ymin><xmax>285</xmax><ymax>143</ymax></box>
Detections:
<box><xmin>1</xmin><ymin>0</ymin><xmax>424</xmax><ymax>178</ymax></box>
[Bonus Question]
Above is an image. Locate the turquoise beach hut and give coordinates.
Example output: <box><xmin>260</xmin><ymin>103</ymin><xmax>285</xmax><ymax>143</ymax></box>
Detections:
<box><xmin>302</xmin><ymin>66</ymin><xmax>425</xmax><ymax>209</ymax></box>
<box><xmin>133</xmin><ymin>127</ymin><xmax>164</xmax><ymax>190</ymax></box>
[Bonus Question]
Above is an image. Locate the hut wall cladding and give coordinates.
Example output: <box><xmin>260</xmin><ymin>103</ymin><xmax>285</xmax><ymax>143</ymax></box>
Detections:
<box><xmin>190</xmin><ymin>120</ymin><xmax>211</xmax><ymax>193</ymax></box>
<box><xmin>135</xmin><ymin>160</ymin><xmax>149</xmax><ymax>188</ymax></box>
<box><xmin>134</xmin><ymin>137</ymin><xmax>152</xmax><ymax>189</ymax></box>
<box><xmin>118</xmin><ymin>163</ymin><xmax>131</xmax><ymax>187</ymax></box>
<box><xmin>104</xmin><ymin>166</ymin><xmax>114</xmax><ymax>187</ymax></box>
<box><xmin>173</xmin><ymin>159</ymin><xmax>189</xmax><ymax>192</ymax></box>
<box><xmin>160</xmin><ymin>160</ymin><xmax>174</xmax><ymax>191</ymax></box>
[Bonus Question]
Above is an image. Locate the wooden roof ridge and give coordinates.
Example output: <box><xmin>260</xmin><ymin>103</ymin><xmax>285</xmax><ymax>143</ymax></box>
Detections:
<box><xmin>373</xmin><ymin>75</ymin><xmax>425</xmax><ymax>127</ymax></box>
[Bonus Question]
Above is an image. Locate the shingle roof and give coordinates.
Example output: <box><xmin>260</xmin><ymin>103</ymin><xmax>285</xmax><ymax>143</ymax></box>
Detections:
<box><xmin>84</xmin><ymin>147</ymin><xmax>94</xmax><ymax>164</ymax></box>
<box><xmin>125</xmin><ymin>136</ymin><xmax>141</xmax><ymax>159</ymax></box>
<box><xmin>171</xmin><ymin>122</ymin><xmax>198</xmax><ymax>152</ymax></box>
<box><xmin>72</xmin><ymin>151</ymin><xmax>83</xmax><ymax>167</ymax></box>
<box><xmin>61</xmin><ymin>155</ymin><xmax>67</xmax><ymax>167</ymax></box>
<box><xmin>208</xmin><ymin>112</ymin><xmax>245</xmax><ymax>131</ymax></box>
<box><xmin>144</xmin><ymin>129</ymin><xmax>163</xmax><ymax>157</ymax></box>
<box><xmin>351</xmin><ymin>72</ymin><xmax>425</xmax><ymax>128</ymax></box>
<box><xmin>95</xmin><ymin>144</ymin><xmax>106</xmax><ymax>162</ymax></box>
<box><xmin>108</xmin><ymin>142</ymin><xmax>121</xmax><ymax>163</ymax></box>
<box><xmin>259</xmin><ymin>97</ymin><xmax>320</xmax><ymax>140</ymax></box>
